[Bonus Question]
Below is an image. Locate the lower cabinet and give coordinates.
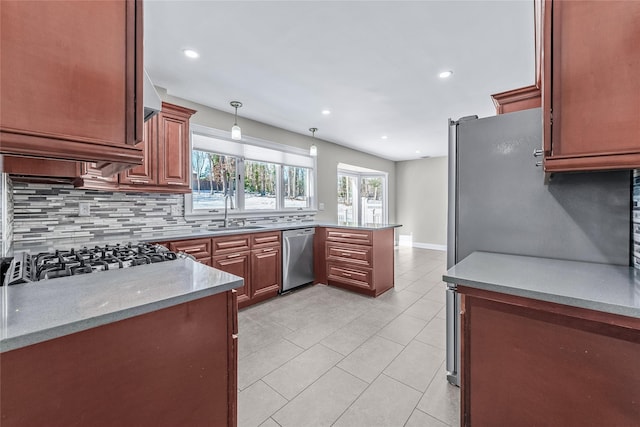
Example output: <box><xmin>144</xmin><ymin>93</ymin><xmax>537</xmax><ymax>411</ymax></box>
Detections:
<box><xmin>0</xmin><ymin>291</ymin><xmax>238</xmax><ymax>426</ymax></box>
<box><xmin>459</xmin><ymin>286</ymin><xmax>640</xmax><ymax>426</ymax></box>
<box><xmin>315</xmin><ymin>227</ymin><xmax>395</xmax><ymax>297</ymax></box>
<box><xmin>164</xmin><ymin>231</ymin><xmax>282</xmax><ymax>309</ymax></box>
<box><xmin>213</xmin><ymin>251</ymin><xmax>251</xmax><ymax>307</ymax></box>
<box><xmin>250</xmin><ymin>245</ymin><xmax>281</xmax><ymax>305</ymax></box>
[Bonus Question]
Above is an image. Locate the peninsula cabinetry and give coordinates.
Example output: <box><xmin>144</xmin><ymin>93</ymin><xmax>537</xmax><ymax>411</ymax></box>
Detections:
<box><xmin>542</xmin><ymin>0</ymin><xmax>640</xmax><ymax>172</ymax></box>
<box><xmin>458</xmin><ymin>286</ymin><xmax>640</xmax><ymax>426</ymax></box>
<box><xmin>0</xmin><ymin>0</ymin><xmax>143</xmax><ymax>173</ymax></box>
<box><xmin>1</xmin><ymin>291</ymin><xmax>238</xmax><ymax>427</ymax></box>
<box><xmin>316</xmin><ymin>227</ymin><xmax>394</xmax><ymax>297</ymax></box>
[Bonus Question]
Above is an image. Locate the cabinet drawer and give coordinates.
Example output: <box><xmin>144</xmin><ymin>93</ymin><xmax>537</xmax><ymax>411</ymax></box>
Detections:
<box><xmin>212</xmin><ymin>234</ymin><xmax>251</xmax><ymax>254</ymax></box>
<box><xmin>251</xmin><ymin>231</ymin><xmax>281</xmax><ymax>249</ymax></box>
<box><xmin>168</xmin><ymin>238</ymin><xmax>211</xmax><ymax>259</ymax></box>
<box><xmin>326</xmin><ymin>228</ymin><xmax>372</xmax><ymax>246</ymax></box>
<box><xmin>327</xmin><ymin>263</ymin><xmax>372</xmax><ymax>290</ymax></box>
<box><xmin>326</xmin><ymin>242</ymin><xmax>372</xmax><ymax>267</ymax></box>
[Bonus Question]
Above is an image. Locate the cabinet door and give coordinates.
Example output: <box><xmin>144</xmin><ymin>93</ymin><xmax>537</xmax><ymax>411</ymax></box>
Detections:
<box><xmin>0</xmin><ymin>0</ymin><xmax>143</xmax><ymax>168</ymax></box>
<box><xmin>168</xmin><ymin>238</ymin><xmax>212</xmax><ymax>265</ymax></box>
<box><xmin>251</xmin><ymin>247</ymin><xmax>281</xmax><ymax>302</ymax></box>
<box><xmin>213</xmin><ymin>252</ymin><xmax>251</xmax><ymax>307</ymax></box>
<box><xmin>157</xmin><ymin>104</ymin><xmax>195</xmax><ymax>188</ymax></box>
<box><xmin>120</xmin><ymin>115</ymin><xmax>157</xmax><ymax>185</ymax></box>
<box><xmin>543</xmin><ymin>0</ymin><xmax>640</xmax><ymax>172</ymax></box>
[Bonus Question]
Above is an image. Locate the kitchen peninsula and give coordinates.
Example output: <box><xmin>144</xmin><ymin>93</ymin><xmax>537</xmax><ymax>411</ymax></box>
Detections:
<box><xmin>443</xmin><ymin>251</ymin><xmax>640</xmax><ymax>426</ymax></box>
<box><xmin>1</xmin><ymin>259</ymin><xmax>243</xmax><ymax>426</ymax></box>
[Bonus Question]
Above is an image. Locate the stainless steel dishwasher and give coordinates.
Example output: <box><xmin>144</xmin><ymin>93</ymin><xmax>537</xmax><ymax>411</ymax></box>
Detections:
<box><xmin>282</xmin><ymin>228</ymin><xmax>315</xmax><ymax>292</ymax></box>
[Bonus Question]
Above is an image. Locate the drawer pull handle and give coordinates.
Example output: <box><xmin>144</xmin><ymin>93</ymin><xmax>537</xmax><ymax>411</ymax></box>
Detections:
<box><xmin>129</xmin><ymin>179</ymin><xmax>149</xmax><ymax>184</ymax></box>
<box><xmin>342</xmin><ymin>272</ymin><xmax>352</xmax><ymax>277</ymax></box>
<box><xmin>340</xmin><ymin>253</ymin><xmax>351</xmax><ymax>257</ymax></box>
<box><xmin>227</xmin><ymin>253</ymin><xmax>241</xmax><ymax>258</ymax></box>
<box><xmin>185</xmin><ymin>249</ymin><xmax>200</xmax><ymax>253</ymax></box>
<box><xmin>263</xmin><ymin>248</ymin><xmax>274</xmax><ymax>252</ymax></box>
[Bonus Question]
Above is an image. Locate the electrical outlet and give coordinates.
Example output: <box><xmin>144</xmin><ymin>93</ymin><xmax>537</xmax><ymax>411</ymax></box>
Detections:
<box><xmin>319</xmin><ymin>202</ymin><xmax>325</xmax><ymax>211</ymax></box>
<box><xmin>170</xmin><ymin>205</ymin><xmax>181</xmax><ymax>217</ymax></box>
<box><xmin>78</xmin><ymin>202</ymin><xmax>90</xmax><ymax>217</ymax></box>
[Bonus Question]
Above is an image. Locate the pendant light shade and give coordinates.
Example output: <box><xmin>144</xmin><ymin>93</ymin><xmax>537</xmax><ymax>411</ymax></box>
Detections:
<box><xmin>230</xmin><ymin>101</ymin><xmax>242</xmax><ymax>140</ymax></box>
<box><xmin>309</xmin><ymin>127</ymin><xmax>318</xmax><ymax>157</ymax></box>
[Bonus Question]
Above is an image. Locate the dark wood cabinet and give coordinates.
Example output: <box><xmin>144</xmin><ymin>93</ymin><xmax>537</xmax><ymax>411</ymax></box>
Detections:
<box><xmin>76</xmin><ymin>102</ymin><xmax>196</xmax><ymax>193</ymax></box>
<box><xmin>542</xmin><ymin>0</ymin><xmax>640</xmax><ymax>172</ymax></box>
<box><xmin>164</xmin><ymin>231</ymin><xmax>282</xmax><ymax>309</ymax></box>
<box><xmin>168</xmin><ymin>238</ymin><xmax>212</xmax><ymax>266</ymax></box>
<box><xmin>249</xmin><ymin>232</ymin><xmax>281</xmax><ymax>304</ymax></box>
<box><xmin>157</xmin><ymin>104</ymin><xmax>192</xmax><ymax>188</ymax></box>
<box><xmin>1</xmin><ymin>291</ymin><xmax>238</xmax><ymax>426</ymax></box>
<box><xmin>316</xmin><ymin>227</ymin><xmax>394</xmax><ymax>297</ymax></box>
<box><xmin>120</xmin><ymin>115</ymin><xmax>158</xmax><ymax>186</ymax></box>
<box><xmin>0</xmin><ymin>0</ymin><xmax>143</xmax><ymax>174</ymax></box>
<box><xmin>459</xmin><ymin>286</ymin><xmax>640</xmax><ymax>426</ymax></box>
<box><xmin>213</xmin><ymin>251</ymin><xmax>252</xmax><ymax>307</ymax></box>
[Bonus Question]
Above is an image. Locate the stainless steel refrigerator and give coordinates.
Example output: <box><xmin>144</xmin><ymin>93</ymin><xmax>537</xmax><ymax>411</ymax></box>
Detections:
<box><xmin>446</xmin><ymin>108</ymin><xmax>631</xmax><ymax>386</ymax></box>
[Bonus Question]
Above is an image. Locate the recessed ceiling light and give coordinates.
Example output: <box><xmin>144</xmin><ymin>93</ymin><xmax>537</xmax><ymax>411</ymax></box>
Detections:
<box><xmin>321</xmin><ymin>110</ymin><xmax>331</xmax><ymax>115</ymax></box>
<box><xmin>183</xmin><ymin>49</ymin><xmax>199</xmax><ymax>59</ymax></box>
<box><xmin>381</xmin><ymin>135</ymin><xmax>388</xmax><ymax>140</ymax></box>
<box><xmin>415</xmin><ymin>150</ymin><xmax>421</xmax><ymax>154</ymax></box>
<box><xmin>439</xmin><ymin>70</ymin><xmax>453</xmax><ymax>78</ymax></box>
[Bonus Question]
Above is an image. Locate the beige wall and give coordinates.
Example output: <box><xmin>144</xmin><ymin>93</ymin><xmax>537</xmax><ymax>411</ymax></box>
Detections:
<box><xmin>396</xmin><ymin>156</ymin><xmax>448</xmax><ymax>249</ymax></box>
<box><xmin>159</xmin><ymin>89</ymin><xmax>396</xmax><ymax>223</ymax></box>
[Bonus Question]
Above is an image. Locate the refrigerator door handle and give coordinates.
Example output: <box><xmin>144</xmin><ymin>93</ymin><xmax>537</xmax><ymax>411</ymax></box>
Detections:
<box><xmin>446</xmin><ymin>286</ymin><xmax>460</xmax><ymax>386</ymax></box>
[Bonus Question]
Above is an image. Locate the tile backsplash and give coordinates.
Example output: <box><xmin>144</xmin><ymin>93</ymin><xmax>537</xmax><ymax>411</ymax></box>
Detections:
<box><xmin>633</xmin><ymin>170</ymin><xmax>639</xmax><ymax>269</ymax></box>
<box><xmin>1</xmin><ymin>173</ymin><xmax>14</xmax><ymax>257</ymax></box>
<box><xmin>11</xmin><ymin>182</ymin><xmax>313</xmax><ymax>250</ymax></box>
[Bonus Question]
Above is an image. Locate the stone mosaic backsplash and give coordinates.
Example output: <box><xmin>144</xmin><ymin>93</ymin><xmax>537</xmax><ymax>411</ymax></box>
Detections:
<box><xmin>633</xmin><ymin>170</ymin><xmax>640</xmax><ymax>269</ymax></box>
<box><xmin>11</xmin><ymin>182</ymin><xmax>313</xmax><ymax>250</ymax></box>
<box><xmin>1</xmin><ymin>173</ymin><xmax>14</xmax><ymax>257</ymax></box>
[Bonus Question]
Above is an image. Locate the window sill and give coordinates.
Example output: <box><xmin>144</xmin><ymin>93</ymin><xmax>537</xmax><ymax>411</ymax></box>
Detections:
<box><xmin>184</xmin><ymin>209</ymin><xmax>317</xmax><ymax>222</ymax></box>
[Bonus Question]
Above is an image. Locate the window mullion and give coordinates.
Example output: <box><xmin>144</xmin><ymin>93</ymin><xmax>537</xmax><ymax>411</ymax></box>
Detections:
<box><xmin>237</xmin><ymin>157</ymin><xmax>245</xmax><ymax>211</ymax></box>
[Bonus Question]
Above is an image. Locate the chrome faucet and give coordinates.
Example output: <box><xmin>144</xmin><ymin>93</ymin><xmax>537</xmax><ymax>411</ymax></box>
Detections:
<box><xmin>223</xmin><ymin>194</ymin><xmax>230</xmax><ymax>228</ymax></box>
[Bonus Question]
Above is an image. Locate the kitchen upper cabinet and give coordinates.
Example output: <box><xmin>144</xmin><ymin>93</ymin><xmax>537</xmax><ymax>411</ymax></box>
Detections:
<box><xmin>542</xmin><ymin>0</ymin><xmax>640</xmax><ymax>172</ymax></box>
<box><xmin>157</xmin><ymin>104</ymin><xmax>193</xmax><ymax>188</ymax></box>
<box><xmin>0</xmin><ymin>0</ymin><xmax>143</xmax><ymax>174</ymax></box>
<box><xmin>76</xmin><ymin>102</ymin><xmax>196</xmax><ymax>193</ymax></box>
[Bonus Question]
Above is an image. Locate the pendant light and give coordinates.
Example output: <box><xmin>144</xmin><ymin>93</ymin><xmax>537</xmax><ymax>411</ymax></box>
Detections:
<box><xmin>230</xmin><ymin>101</ymin><xmax>242</xmax><ymax>140</ymax></box>
<box><xmin>309</xmin><ymin>127</ymin><xmax>318</xmax><ymax>157</ymax></box>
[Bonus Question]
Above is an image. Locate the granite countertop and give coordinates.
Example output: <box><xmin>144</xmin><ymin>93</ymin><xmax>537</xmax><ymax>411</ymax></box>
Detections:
<box><xmin>443</xmin><ymin>251</ymin><xmax>640</xmax><ymax>319</ymax></box>
<box><xmin>0</xmin><ymin>258</ymin><xmax>243</xmax><ymax>352</ymax></box>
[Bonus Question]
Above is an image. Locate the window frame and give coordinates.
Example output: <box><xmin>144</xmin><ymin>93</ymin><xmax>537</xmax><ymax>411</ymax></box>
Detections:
<box><xmin>337</xmin><ymin>165</ymin><xmax>388</xmax><ymax>225</ymax></box>
<box><xmin>185</xmin><ymin>124</ymin><xmax>317</xmax><ymax>220</ymax></box>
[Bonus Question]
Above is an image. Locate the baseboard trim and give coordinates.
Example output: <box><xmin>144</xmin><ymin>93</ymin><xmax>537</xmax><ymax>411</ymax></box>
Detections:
<box><xmin>412</xmin><ymin>242</ymin><xmax>447</xmax><ymax>251</ymax></box>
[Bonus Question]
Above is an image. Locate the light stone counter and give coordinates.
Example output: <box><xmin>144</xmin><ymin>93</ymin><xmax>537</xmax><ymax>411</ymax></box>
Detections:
<box><xmin>443</xmin><ymin>251</ymin><xmax>640</xmax><ymax>318</ymax></box>
<box><xmin>1</xmin><ymin>258</ymin><xmax>243</xmax><ymax>352</ymax></box>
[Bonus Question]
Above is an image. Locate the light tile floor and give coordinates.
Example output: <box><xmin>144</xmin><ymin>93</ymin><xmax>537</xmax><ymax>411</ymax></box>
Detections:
<box><xmin>238</xmin><ymin>246</ymin><xmax>460</xmax><ymax>427</ymax></box>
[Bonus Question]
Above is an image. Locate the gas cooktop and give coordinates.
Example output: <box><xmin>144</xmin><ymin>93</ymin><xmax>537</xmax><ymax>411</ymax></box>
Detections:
<box><xmin>2</xmin><ymin>243</ymin><xmax>181</xmax><ymax>287</ymax></box>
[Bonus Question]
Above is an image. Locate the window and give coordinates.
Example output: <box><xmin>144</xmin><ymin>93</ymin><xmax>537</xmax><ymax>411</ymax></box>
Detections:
<box><xmin>186</xmin><ymin>125</ymin><xmax>316</xmax><ymax>217</ymax></box>
<box><xmin>283</xmin><ymin>166</ymin><xmax>311</xmax><ymax>209</ymax></box>
<box><xmin>337</xmin><ymin>164</ymin><xmax>388</xmax><ymax>225</ymax></box>
<box><xmin>192</xmin><ymin>150</ymin><xmax>237</xmax><ymax>210</ymax></box>
<box><xmin>244</xmin><ymin>160</ymin><xmax>277</xmax><ymax>210</ymax></box>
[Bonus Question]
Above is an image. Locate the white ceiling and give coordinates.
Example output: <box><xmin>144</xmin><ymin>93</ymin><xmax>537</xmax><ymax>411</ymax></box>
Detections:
<box><xmin>144</xmin><ymin>0</ymin><xmax>535</xmax><ymax>161</ymax></box>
